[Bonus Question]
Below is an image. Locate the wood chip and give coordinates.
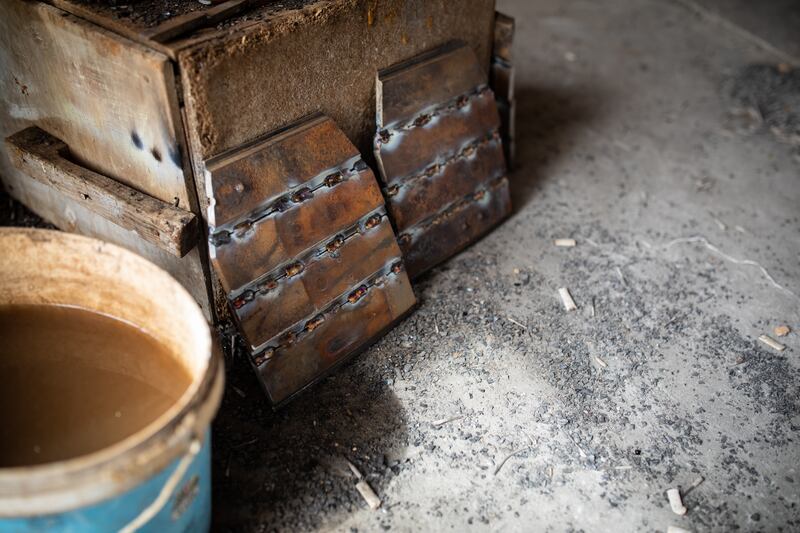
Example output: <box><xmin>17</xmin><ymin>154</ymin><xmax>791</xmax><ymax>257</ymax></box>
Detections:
<box><xmin>774</xmin><ymin>325</ymin><xmax>790</xmax><ymax>337</ymax></box>
<box><xmin>558</xmin><ymin>287</ymin><xmax>577</xmax><ymax>312</ymax></box>
<box><xmin>432</xmin><ymin>415</ymin><xmax>464</xmax><ymax>428</ymax></box>
<box><xmin>355</xmin><ymin>480</ymin><xmax>382</xmax><ymax>510</ymax></box>
<box><xmin>667</xmin><ymin>487</ymin><xmax>687</xmax><ymax>515</ymax></box>
<box><xmin>667</xmin><ymin>526</ymin><xmax>693</xmax><ymax>533</ymax></box>
<box><xmin>594</xmin><ymin>356</ymin><xmax>608</xmax><ymax>368</ymax></box>
<box><xmin>554</xmin><ymin>238</ymin><xmax>577</xmax><ymax>247</ymax></box>
<box><xmin>759</xmin><ymin>334</ymin><xmax>786</xmax><ymax>352</ymax></box>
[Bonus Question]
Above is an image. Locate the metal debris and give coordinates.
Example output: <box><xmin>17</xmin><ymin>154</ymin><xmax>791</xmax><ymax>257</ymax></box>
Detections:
<box><xmin>758</xmin><ymin>334</ymin><xmax>786</xmax><ymax>352</ymax></box>
<box><xmin>558</xmin><ymin>287</ymin><xmax>577</xmax><ymax>312</ymax></box>
<box><xmin>667</xmin><ymin>488</ymin><xmax>688</xmax><ymax>515</ymax></box>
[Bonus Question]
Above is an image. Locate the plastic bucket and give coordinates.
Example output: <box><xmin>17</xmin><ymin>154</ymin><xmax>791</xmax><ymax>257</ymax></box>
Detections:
<box><xmin>0</xmin><ymin>228</ymin><xmax>224</xmax><ymax>532</ymax></box>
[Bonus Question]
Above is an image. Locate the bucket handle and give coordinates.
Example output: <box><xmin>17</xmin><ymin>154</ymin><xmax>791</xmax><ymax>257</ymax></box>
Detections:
<box><xmin>118</xmin><ymin>437</ymin><xmax>202</xmax><ymax>533</ymax></box>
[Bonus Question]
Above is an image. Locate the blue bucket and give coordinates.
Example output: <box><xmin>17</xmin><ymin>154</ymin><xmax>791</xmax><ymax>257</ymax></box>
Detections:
<box><xmin>0</xmin><ymin>229</ymin><xmax>224</xmax><ymax>532</ymax></box>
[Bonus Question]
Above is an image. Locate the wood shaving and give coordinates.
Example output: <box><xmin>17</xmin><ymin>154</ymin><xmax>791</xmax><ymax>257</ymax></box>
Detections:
<box><xmin>759</xmin><ymin>334</ymin><xmax>786</xmax><ymax>352</ymax></box>
<box><xmin>667</xmin><ymin>487</ymin><xmax>687</xmax><ymax>515</ymax></box>
<box><xmin>554</xmin><ymin>238</ymin><xmax>577</xmax><ymax>247</ymax></box>
<box><xmin>558</xmin><ymin>288</ymin><xmax>577</xmax><ymax>312</ymax></box>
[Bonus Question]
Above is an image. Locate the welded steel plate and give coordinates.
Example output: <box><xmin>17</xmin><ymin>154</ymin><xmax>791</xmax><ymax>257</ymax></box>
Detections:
<box><xmin>374</xmin><ymin>44</ymin><xmax>510</xmax><ymax>278</ymax></box>
<box><xmin>205</xmin><ymin>115</ymin><xmax>415</xmax><ymax>404</ymax></box>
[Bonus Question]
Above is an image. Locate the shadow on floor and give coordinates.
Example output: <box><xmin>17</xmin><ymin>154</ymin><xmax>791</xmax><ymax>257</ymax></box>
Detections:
<box><xmin>508</xmin><ymin>85</ymin><xmax>605</xmax><ymax>210</ymax></box>
<box><xmin>211</xmin><ymin>336</ymin><xmax>409</xmax><ymax>532</ymax></box>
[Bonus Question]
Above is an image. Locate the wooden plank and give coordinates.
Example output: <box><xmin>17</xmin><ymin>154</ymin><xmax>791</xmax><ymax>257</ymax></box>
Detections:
<box><xmin>6</xmin><ymin>127</ymin><xmax>198</xmax><ymax>258</ymax></box>
<box><xmin>375</xmin><ymin>88</ymin><xmax>501</xmax><ymax>185</ymax></box>
<box><xmin>210</xmin><ymin>168</ymin><xmax>385</xmax><ymax>294</ymax></box>
<box><xmin>235</xmin><ymin>217</ymin><xmax>403</xmax><ymax>349</ymax></box>
<box><xmin>205</xmin><ymin>115</ymin><xmax>359</xmax><ymax>228</ymax></box>
<box><xmin>0</xmin><ymin>0</ymin><xmax>213</xmax><ymax>317</ymax></box>
<box><xmin>376</xmin><ymin>45</ymin><xmax>488</xmax><ymax>127</ymax></box>
<box><xmin>142</xmin><ymin>0</ymin><xmax>255</xmax><ymax>43</ymax></box>
<box><xmin>254</xmin><ymin>270</ymin><xmax>416</xmax><ymax>405</ymax></box>
<box><xmin>399</xmin><ymin>178</ymin><xmax>511</xmax><ymax>278</ymax></box>
<box><xmin>385</xmin><ymin>135</ymin><xmax>505</xmax><ymax>231</ymax></box>
<box><xmin>0</xmin><ymin>0</ymin><xmax>195</xmax><ymax>207</ymax></box>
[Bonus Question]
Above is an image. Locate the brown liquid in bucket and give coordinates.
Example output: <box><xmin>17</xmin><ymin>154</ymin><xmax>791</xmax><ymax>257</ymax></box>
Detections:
<box><xmin>0</xmin><ymin>304</ymin><xmax>192</xmax><ymax>468</ymax></box>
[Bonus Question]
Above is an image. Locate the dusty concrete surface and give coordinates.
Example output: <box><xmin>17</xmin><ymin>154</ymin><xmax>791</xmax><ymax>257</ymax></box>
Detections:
<box><xmin>2</xmin><ymin>0</ymin><xmax>798</xmax><ymax>531</ymax></box>
<box><xmin>207</xmin><ymin>0</ymin><xmax>799</xmax><ymax>531</ymax></box>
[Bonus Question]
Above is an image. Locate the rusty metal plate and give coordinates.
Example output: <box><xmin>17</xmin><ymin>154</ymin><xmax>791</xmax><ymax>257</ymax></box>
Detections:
<box><xmin>492</xmin><ymin>12</ymin><xmax>516</xmax><ymax>169</ymax></box>
<box><xmin>490</xmin><ymin>61</ymin><xmax>515</xmax><ymax>104</ymax></box>
<box><xmin>397</xmin><ymin>177</ymin><xmax>511</xmax><ymax>277</ymax></box>
<box><xmin>376</xmin><ymin>44</ymin><xmax>487</xmax><ymax>127</ymax></box>
<box><xmin>374</xmin><ymin>44</ymin><xmax>511</xmax><ymax>278</ymax></box>
<box><xmin>205</xmin><ymin>114</ymin><xmax>416</xmax><ymax>404</ymax></box>
<box><xmin>253</xmin><ymin>264</ymin><xmax>416</xmax><ymax>405</ymax></box>
<box><xmin>375</xmin><ymin>88</ymin><xmax>502</xmax><ymax>185</ymax></box>
<box><xmin>233</xmin><ymin>213</ymin><xmax>402</xmax><ymax>350</ymax></box>
<box><xmin>205</xmin><ymin>115</ymin><xmax>359</xmax><ymax>228</ymax></box>
<box><xmin>496</xmin><ymin>99</ymin><xmax>516</xmax><ymax>169</ymax></box>
<box><xmin>384</xmin><ymin>131</ymin><xmax>506</xmax><ymax>231</ymax></box>
<box><xmin>209</xmin><ymin>167</ymin><xmax>384</xmax><ymax>294</ymax></box>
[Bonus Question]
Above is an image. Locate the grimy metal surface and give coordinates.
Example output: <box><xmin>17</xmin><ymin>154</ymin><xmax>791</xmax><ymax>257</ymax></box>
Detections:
<box><xmin>491</xmin><ymin>12</ymin><xmax>516</xmax><ymax>167</ymax></box>
<box><xmin>205</xmin><ymin>115</ymin><xmax>415</xmax><ymax>404</ymax></box>
<box><xmin>374</xmin><ymin>44</ymin><xmax>511</xmax><ymax>279</ymax></box>
<box><xmin>255</xmin><ymin>264</ymin><xmax>415</xmax><ymax>405</ymax></box>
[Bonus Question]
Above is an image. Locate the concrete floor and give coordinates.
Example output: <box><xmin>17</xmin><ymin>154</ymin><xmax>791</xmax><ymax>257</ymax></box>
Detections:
<box><xmin>209</xmin><ymin>0</ymin><xmax>799</xmax><ymax>531</ymax></box>
<box><xmin>3</xmin><ymin>0</ymin><xmax>796</xmax><ymax>531</ymax></box>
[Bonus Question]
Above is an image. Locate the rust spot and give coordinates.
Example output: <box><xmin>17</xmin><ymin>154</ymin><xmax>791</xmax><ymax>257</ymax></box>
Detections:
<box><xmin>326</xmin><ymin>235</ymin><xmax>345</xmax><ymax>253</ymax></box>
<box><xmin>391</xmin><ymin>261</ymin><xmax>404</xmax><ymax>274</ymax></box>
<box><xmin>305</xmin><ymin>315</ymin><xmax>325</xmax><ymax>332</ymax></box>
<box><xmin>414</xmin><ymin>114</ymin><xmax>431</xmax><ymax>127</ymax></box>
<box><xmin>232</xmin><ymin>291</ymin><xmax>253</xmax><ymax>310</ymax></box>
<box><xmin>258</xmin><ymin>279</ymin><xmax>278</xmax><ymax>293</ymax></box>
<box><xmin>272</xmin><ymin>197</ymin><xmax>290</xmax><ymax>212</ymax></box>
<box><xmin>291</xmin><ymin>187</ymin><xmax>314</xmax><ymax>203</ymax></box>
<box><xmin>285</xmin><ymin>262</ymin><xmax>305</xmax><ymax>277</ymax></box>
<box><xmin>348</xmin><ymin>285</ymin><xmax>368</xmax><ymax>304</ymax></box>
<box><xmin>253</xmin><ymin>347</ymin><xmax>275</xmax><ymax>366</ymax></box>
<box><xmin>364</xmin><ymin>214</ymin><xmax>382</xmax><ymax>230</ymax></box>
<box><xmin>234</xmin><ymin>220</ymin><xmax>253</xmax><ymax>237</ymax></box>
<box><xmin>398</xmin><ymin>234</ymin><xmax>411</xmax><ymax>246</ymax></box>
<box><xmin>324</xmin><ymin>172</ymin><xmax>343</xmax><ymax>187</ymax></box>
<box><xmin>281</xmin><ymin>331</ymin><xmax>297</xmax><ymax>346</ymax></box>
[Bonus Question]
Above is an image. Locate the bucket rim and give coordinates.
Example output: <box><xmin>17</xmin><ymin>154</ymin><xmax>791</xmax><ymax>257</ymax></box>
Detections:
<box><xmin>0</xmin><ymin>228</ymin><xmax>224</xmax><ymax>515</ymax></box>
